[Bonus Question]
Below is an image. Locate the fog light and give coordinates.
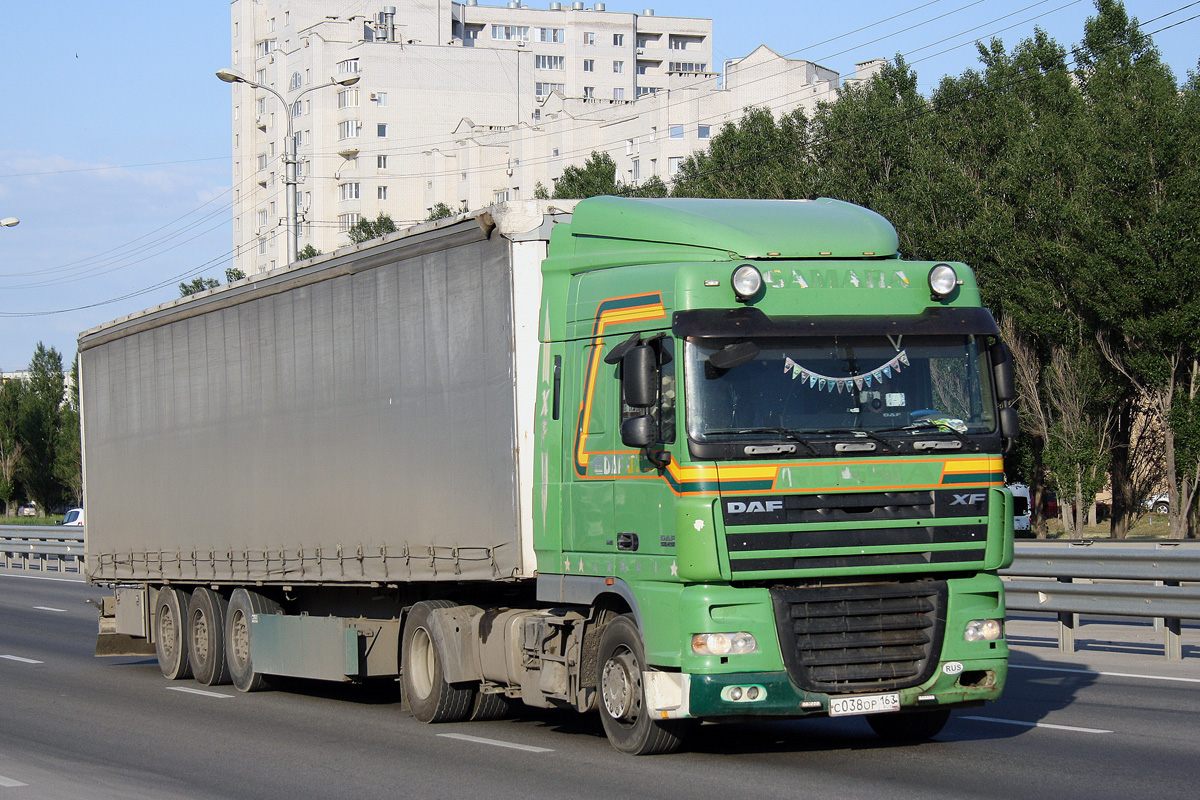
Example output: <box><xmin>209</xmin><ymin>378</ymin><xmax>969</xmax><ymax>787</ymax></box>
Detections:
<box><xmin>964</xmin><ymin>619</ymin><xmax>1004</xmax><ymax>642</ymax></box>
<box><xmin>928</xmin><ymin>264</ymin><xmax>959</xmax><ymax>299</ymax></box>
<box><xmin>731</xmin><ymin>264</ymin><xmax>763</xmax><ymax>301</ymax></box>
<box><xmin>729</xmin><ymin>686</ymin><xmax>743</xmax><ymax>701</ymax></box>
<box><xmin>692</xmin><ymin>631</ymin><xmax>758</xmax><ymax>655</ymax></box>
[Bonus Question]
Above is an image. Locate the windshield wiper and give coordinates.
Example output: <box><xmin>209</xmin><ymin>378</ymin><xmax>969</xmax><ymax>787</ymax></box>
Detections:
<box><xmin>703</xmin><ymin>427</ymin><xmax>821</xmax><ymax>456</ymax></box>
<box><xmin>876</xmin><ymin>420</ymin><xmax>979</xmax><ymax>451</ymax></box>
<box><xmin>806</xmin><ymin>428</ymin><xmax>896</xmax><ymax>452</ymax></box>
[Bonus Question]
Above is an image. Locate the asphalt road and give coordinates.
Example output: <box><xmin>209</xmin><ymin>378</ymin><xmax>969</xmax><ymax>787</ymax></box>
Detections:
<box><xmin>2</xmin><ymin>569</ymin><xmax>1199</xmax><ymax>800</ymax></box>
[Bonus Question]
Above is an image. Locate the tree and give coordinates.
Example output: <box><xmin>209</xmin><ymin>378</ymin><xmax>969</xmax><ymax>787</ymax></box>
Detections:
<box><xmin>54</xmin><ymin>356</ymin><xmax>82</xmax><ymax>508</ymax></box>
<box><xmin>179</xmin><ymin>277</ymin><xmax>220</xmax><ymax>297</ymax></box>
<box><xmin>347</xmin><ymin>212</ymin><xmax>398</xmax><ymax>244</ymax></box>
<box><xmin>226</xmin><ymin>267</ymin><xmax>246</xmax><ymax>283</ymax></box>
<box><xmin>426</xmin><ymin>203</ymin><xmax>457</xmax><ymax>221</ymax></box>
<box><xmin>16</xmin><ymin>343</ymin><xmax>67</xmax><ymax>516</ymax></box>
<box><xmin>548</xmin><ymin>151</ymin><xmax>620</xmax><ymax>198</ymax></box>
<box><xmin>297</xmin><ymin>244</ymin><xmax>321</xmax><ymax>260</ymax></box>
<box><xmin>672</xmin><ymin>106</ymin><xmax>811</xmax><ymax>199</ymax></box>
<box><xmin>0</xmin><ymin>377</ymin><xmax>23</xmax><ymax>517</ymax></box>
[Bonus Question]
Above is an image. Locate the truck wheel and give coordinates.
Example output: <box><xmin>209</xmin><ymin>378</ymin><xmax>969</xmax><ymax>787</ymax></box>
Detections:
<box><xmin>596</xmin><ymin>614</ymin><xmax>689</xmax><ymax>755</ymax></box>
<box><xmin>225</xmin><ymin>588</ymin><xmax>281</xmax><ymax>693</ymax></box>
<box><xmin>867</xmin><ymin>709</ymin><xmax>952</xmax><ymax>741</ymax></box>
<box><xmin>189</xmin><ymin>588</ymin><xmax>231</xmax><ymax>686</ymax></box>
<box><xmin>401</xmin><ymin>600</ymin><xmax>473</xmax><ymax>723</ymax></box>
<box><xmin>468</xmin><ymin>690</ymin><xmax>513</xmax><ymax>722</ymax></box>
<box><xmin>154</xmin><ymin>587</ymin><xmax>192</xmax><ymax>680</ymax></box>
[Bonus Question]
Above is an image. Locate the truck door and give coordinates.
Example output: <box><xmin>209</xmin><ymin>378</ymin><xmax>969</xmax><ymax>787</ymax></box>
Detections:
<box><xmin>564</xmin><ymin>339</ymin><xmax>616</xmax><ymax>555</ymax></box>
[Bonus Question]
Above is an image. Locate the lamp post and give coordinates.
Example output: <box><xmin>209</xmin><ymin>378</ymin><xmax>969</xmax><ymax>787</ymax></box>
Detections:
<box><xmin>217</xmin><ymin>68</ymin><xmax>360</xmax><ymax>265</ymax></box>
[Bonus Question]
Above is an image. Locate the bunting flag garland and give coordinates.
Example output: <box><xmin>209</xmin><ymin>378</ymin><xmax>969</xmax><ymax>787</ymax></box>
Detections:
<box><xmin>783</xmin><ymin>351</ymin><xmax>909</xmax><ymax>393</ymax></box>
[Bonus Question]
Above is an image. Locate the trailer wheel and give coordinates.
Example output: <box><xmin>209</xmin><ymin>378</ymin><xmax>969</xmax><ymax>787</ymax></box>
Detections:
<box><xmin>867</xmin><ymin>709</ymin><xmax>952</xmax><ymax>742</ymax></box>
<box><xmin>189</xmin><ymin>588</ymin><xmax>231</xmax><ymax>686</ymax></box>
<box><xmin>225</xmin><ymin>588</ymin><xmax>281</xmax><ymax>693</ymax></box>
<box><xmin>154</xmin><ymin>587</ymin><xmax>192</xmax><ymax>680</ymax></box>
<box><xmin>401</xmin><ymin>600</ymin><xmax>473</xmax><ymax>723</ymax></box>
<box><xmin>596</xmin><ymin>614</ymin><xmax>689</xmax><ymax>755</ymax></box>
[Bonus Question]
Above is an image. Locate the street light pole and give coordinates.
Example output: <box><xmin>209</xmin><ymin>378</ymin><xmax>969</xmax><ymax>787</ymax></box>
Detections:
<box><xmin>216</xmin><ymin>68</ymin><xmax>360</xmax><ymax>266</ymax></box>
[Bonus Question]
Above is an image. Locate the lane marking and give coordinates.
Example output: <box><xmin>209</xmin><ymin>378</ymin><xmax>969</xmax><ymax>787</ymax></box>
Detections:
<box><xmin>167</xmin><ymin>686</ymin><xmax>234</xmax><ymax>699</ymax></box>
<box><xmin>33</xmin><ymin>606</ymin><xmax>67</xmax><ymax>612</ymax></box>
<box><xmin>0</xmin><ymin>775</ymin><xmax>29</xmax><ymax>788</ymax></box>
<box><xmin>0</xmin><ymin>655</ymin><xmax>44</xmax><ymax>664</ymax></box>
<box><xmin>437</xmin><ymin>733</ymin><xmax>554</xmax><ymax>753</ymax></box>
<box><xmin>961</xmin><ymin>715</ymin><xmax>1112</xmax><ymax>734</ymax></box>
<box><xmin>1011</xmin><ymin>663</ymin><xmax>1200</xmax><ymax>685</ymax></box>
<box><xmin>0</xmin><ymin>571</ymin><xmax>85</xmax><ymax>583</ymax></box>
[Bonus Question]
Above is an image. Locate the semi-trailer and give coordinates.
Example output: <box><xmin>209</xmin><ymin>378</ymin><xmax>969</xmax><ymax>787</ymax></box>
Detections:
<box><xmin>82</xmin><ymin>197</ymin><xmax>1016</xmax><ymax>754</ymax></box>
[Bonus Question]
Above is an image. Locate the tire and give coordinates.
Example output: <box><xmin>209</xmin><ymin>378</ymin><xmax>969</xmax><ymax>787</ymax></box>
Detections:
<box><xmin>866</xmin><ymin>708</ymin><xmax>952</xmax><ymax>742</ymax></box>
<box><xmin>225</xmin><ymin>588</ymin><xmax>282</xmax><ymax>693</ymax></box>
<box><xmin>154</xmin><ymin>587</ymin><xmax>192</xmax><ymax>680</ymax></box>
<box><xmin>401</xmin><ymin>600</ymin><xmax>474</xmax><ymax>723</ymax></box>
<box><xmin>596</xmin><ymin>614</ymin><xmax>690</xmax><ymax>755</ymax></box>
<box><xmin>468</xmin><ymin>690</ymin><xmax>513</xmax><ymax>722</ymax></box>
<box><xmin>189</xmin><ymin>588</ymin><xmax>231</xmax><ymax>686</ymax></box>
<box><xmin>1154</xmin><ymin>502</ymin><xmax>1169</xmax><ymax>515</ymax></box>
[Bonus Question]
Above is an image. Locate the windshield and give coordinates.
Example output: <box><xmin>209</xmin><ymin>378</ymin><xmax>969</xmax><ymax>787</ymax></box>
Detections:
<box><xmin>685</xmin><ymin>334</ymin><xmax>997</xmax><ymax>442</ymax></box>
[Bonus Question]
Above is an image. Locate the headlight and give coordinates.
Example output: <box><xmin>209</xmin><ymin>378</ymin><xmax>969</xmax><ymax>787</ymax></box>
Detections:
<box><xmin>964</xmin><ymin>619</ymin><xmax>1004</xmax><ymax>642</ymax></box>
<box><xmin>928</xmin><ymin>264</ymin><xmax>959</xmax><ymax>299</ymax></box>
<box><xmin>692</xmin><ymin>631</ymin><xmax>758</xmax><ymax>655</ymax></box>
<box><xmin>731</xmin><ymin>264</ymin><xmax>763</xmax><ymax>301</ymax></box>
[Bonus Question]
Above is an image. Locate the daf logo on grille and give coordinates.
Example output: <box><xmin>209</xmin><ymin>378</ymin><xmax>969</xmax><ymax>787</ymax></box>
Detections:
<box><xmin>950</xmin><ymin>493</ymin><xmax>987</xmax><ymax>505</ymax></box>
<box><xmin>727</xmin><ymin>500</ymin><xmax>784</xmax><ymax>514</ymax></box>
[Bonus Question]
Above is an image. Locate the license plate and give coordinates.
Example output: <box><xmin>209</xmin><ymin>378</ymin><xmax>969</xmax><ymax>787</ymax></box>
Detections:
<box><xmin>828</xmin><ymin>692</ymin><xmax>901</xmax><ymax>717</ymax></box>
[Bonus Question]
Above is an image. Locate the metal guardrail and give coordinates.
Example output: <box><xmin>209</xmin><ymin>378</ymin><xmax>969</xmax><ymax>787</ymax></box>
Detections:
<box><xmin>0</xmin><ymin>526</ymin><xmax>85</xmax><ymax>575</ymax></box>
<box><xmin>1005</xmin><ymin>541</ymin><xmax>1200</xmax><ymax>660</ymax></box>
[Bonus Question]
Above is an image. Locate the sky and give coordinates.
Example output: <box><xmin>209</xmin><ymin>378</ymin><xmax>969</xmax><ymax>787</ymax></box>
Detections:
<box><xmin>0</xmin><ymin>0</ymin><xmax>1197</xmax><ymax>372</ymax></box>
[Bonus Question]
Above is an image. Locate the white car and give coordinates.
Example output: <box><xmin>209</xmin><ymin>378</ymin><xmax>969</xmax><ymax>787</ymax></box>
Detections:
<box><xmin>1144</xmin><ymin>493</ymin><xmax>1170</xmax><ymax>514</ymax></box>
<box><xmin>1008</xmin><ymin>484</ymin><xmax>1031</xmax><ymax>532</ymax></box>
<box><xmin>61</xmin><ymin>508</ymin><xmax>84</xmax><ymax>526</ymax></box>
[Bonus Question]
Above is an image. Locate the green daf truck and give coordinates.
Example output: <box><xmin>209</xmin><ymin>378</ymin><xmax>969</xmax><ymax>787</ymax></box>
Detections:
<box><xmin>82</xmin><ymin>197</ymin><xmax>1015</xmax><ymax>755</ymax></box>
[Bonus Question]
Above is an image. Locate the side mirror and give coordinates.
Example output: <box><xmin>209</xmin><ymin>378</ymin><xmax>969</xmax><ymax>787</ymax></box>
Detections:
<box><xmin>622</xmin><ymin>345</ymin><xmax>658</xmax><ymax>408</ymax></box>
<box><xmin>1000</xmin><ymin>407</ymin><xmax>1019</xmax><ymax>453</ymax></box>
<box><xmin>991</xmin><ymin>341</ymin><xmax>1015</xmax><ymax>402</ymax></box>
<box><xmin>621</xmin><ymin>415</ymin><xmax>655</xmax><ymax>448</ymax></box>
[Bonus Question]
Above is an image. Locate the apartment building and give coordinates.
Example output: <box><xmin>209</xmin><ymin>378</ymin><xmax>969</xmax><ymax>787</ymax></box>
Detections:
<box><xmin>228</xmin><ymin>1</ymin><xmax>859</xmax><ymax>274</ymax></box>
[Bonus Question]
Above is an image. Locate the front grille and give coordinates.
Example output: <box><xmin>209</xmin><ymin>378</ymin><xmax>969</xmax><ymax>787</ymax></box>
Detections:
<box><xmin>771</xmin><ymin>580</ymin><xmax>946</xmax><ymax>694</ymax></box>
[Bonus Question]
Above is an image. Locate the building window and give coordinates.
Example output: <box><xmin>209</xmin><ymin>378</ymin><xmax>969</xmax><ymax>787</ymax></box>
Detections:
<box><xmin>492</xmin><ymin>25</ymin><xmax>529</xmax><ymax>42</ymax></box>
<box><xmin>698</xmin><ymin>125</ymin><xmax>711</xmax><ymax>139</ymax></box>
<box><xmin>613</xmin><ymin>61</ymin><xmax>624</xmax><ymax>74</ymax></box>
<box><xmin>256</xmin><ymin>208</ymin><xmax>268</xmax><ymax>228</ymax></box>
<box><xmin>375</xmin><ymin>92</ymin><xmax>388</xmax><ymax>106</ymax></box>
<box><xmin>583</xmin><ymin>59</ymin><xmax>594</xmax><ymax>72</ymax></box>
<box><xmin>378</xmin><ymin>186</ymin><xmax>387</xmax><ymax>200</ymax></box>
<box><xmin>255</xmin><ymin>68</ymin><xmax>267</xmax><ymax>83</ymax></box>
<box><xmin>258</xmin><ymin>237</ymin><xmax>267</xmax><ymax>255</ymax></box>
<box><xmin>583</xmin><ymin>32</ymin><xmax>595</xmax><ymax>45</ymax></box>
<box><xmin>337</xmin><ymin>120</ymin><xmax>362</xmax><ymax>140</ymax></box>
<box><xmin>377</xmin><ymin>155</ymin><xmax>388</xmax><ymax>169</ymax></box>
<box><xmin>668</xmin><ymin>156</ymin><xmax>682</xmax><ymax>176</ymax></box>
<box><xmin>535</xmin><ymin>55</ymin><xmax>565</xmax><ymax>70</ymax></box>
<box><xmin>377</xmin><ymin>123</ymin><xmax>387</xmax><ymax>137</ymax></box>
<box><xmin>290</xmin><ymin>72</ymin><xmax>302</xmax><ymax>90</ymax></box>
<box><xmin>535</xmin><ymin>82</ymin><xmax>565</xmax><ymax>98</ymax></box>
<box><xmin>669</xmin><ymin>125</ymin><xmax>684</xmax><ymax>139</ymax></box>
<box><xmin>233</xmin><ymin>49</ymin><xmax>239</xmax><ymax>65</ymax></box>
<box><xmin>583</xmin><ymin>86</ymin><xmax>594</xmax><ymax>99</ymax></box>
<box><xmin>493</xmin><ymin>189</ymin><xmax>512</xmax><ymax>203</ymax></box>
<box><xmin>255</xmin><ymin>39</ymin><xmax>276</xmax><ymax>57</ymax></box>
<box><xmin>257</xmin><ymin>153</ymin><xmax>268</xmax><ymax>170</ymax></box>
<box><xmin>636</xmin><ymin>64</ymin><xmax>648</xmax><ymax>75</ymax></box>
<box><xmin>613</xmin><ymin>33</ymin><xmax>625</xmax><ymax>46</ymax></box>
<box><xmin>338</xmin><ymin>88</ymin><xmax>359</xmax><ymax>108</ymax></box>
<box><xmin>632</xmin><ymin>159</ymin><xmax>640</xmax><ymax>181</ymax></box>
<box><xmin>669</xmin><ymin>62</ymin><xmax>706</xmax><ymax>73</ymax></box>
<box><xmin>339</xmin><ymin>182</ymin><xmax>361</xmax><ymax>201</ymax></box>
<box><xmin>291</xmin><ymin>101</ymin><xmax>302</xmax><ymax>118</ymax></box>
<box><xmin>613</xmin><ymin>87</ymin><xmax>625</xmax><ymax>101</ymax></box>
<box><xmin>338</xmin><ymin>213</ymin><xmax>362</xmax><ymax>231</ymax></box>
<box><xmin>538</xmin><ymin>28</ymin><xmax>564</xmax><ymax>43</ymax></box>
<box><xmin>636</xmin><ymin>86</ymin><xmax>658</xmax><ymax>97</ymax></box>
<box><xmin>337</xmin><ymin>59</ymin><xmax>359</xmax><ymax>74</ymax></box>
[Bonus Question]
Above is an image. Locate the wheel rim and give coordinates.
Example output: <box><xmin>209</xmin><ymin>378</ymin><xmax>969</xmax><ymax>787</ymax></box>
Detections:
<box><xmin>408</xmin><ymin>626</ymin><xmax>436</xmax><ymax>699</ymax></box>
<box><xmin>192</xmin><ymin>610</ymin><xmax>209</xmax><ymax>666</ymax></box>
<box><xmin>160</xmin><ymin>604</ymin><xmax>177</xmax><ymax>660</ymax></box>
<box><xmin>601</xmin><ymin>647</ymin><xmax>641</xmax><ymax>725</ymax></box>
<box><xmin>232</xmin><ymin>609</ymin><xmax>250</xmax><ymax>669</ymax></box>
